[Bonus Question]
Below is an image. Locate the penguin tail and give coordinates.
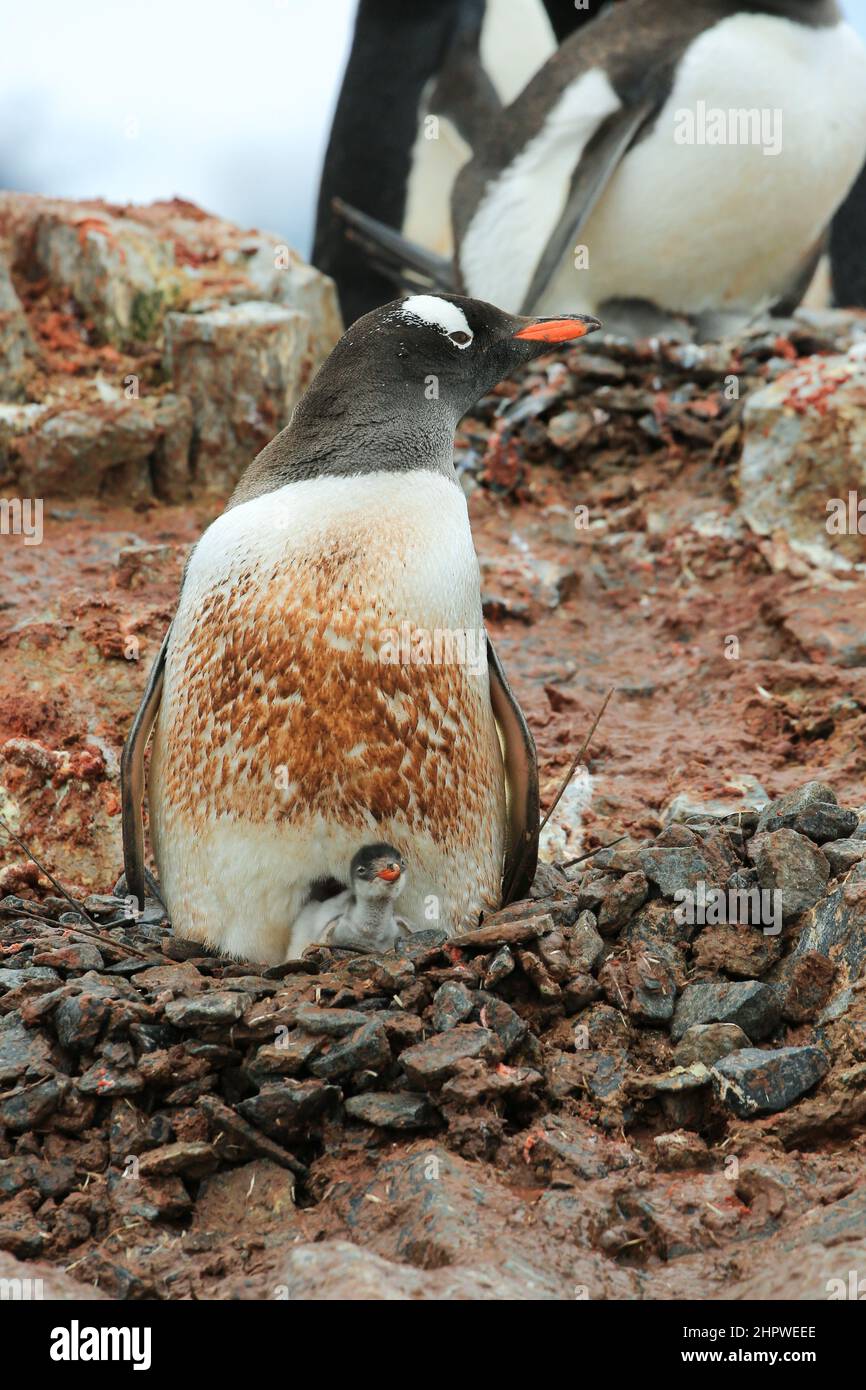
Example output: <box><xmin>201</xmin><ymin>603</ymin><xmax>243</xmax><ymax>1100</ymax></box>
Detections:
<box><xmin>332</xmin><ymin>198</ymin><xmax>458</xmax><ymax>297</ymax></box>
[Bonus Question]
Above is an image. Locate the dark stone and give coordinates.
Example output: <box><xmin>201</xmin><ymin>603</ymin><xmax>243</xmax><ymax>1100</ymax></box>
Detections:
<box><xmin>163</xmin><ymin>991</ymin><xmax>251</xmax><ymax>1028</ymax></box>
<box><xmin>749</xmin><ymin>830</ymin><xmax>830</xmax><ymax>920</ymax></box>
<box><xmin>712</xmin><ymin>1046</ymin><xmax>829</xmax><ymax>1117</ymax></box>
<box><xmin>673</xmin><ymin>1022</ymin><xmax>751</xmax><ymax>1067</ymax></box>
<box><xmin>238</xmin><ymin>1079</ymin><xmax>340</xmax><ymax>1142</ymax></box>
<box><xmin>198</xmin><ymin>1095</ymin><xmax>307</xmax><ymax>1174</ymax></box>
<box><xmin>137</xmin><ymin>1142</ymin><xmax>218</xmax><ymax>1179</ymax></box>
<box><xmin>293</xmin><ymin>1004</ymin><xmax>369</xmax><ymax>1037</ymax></box>
<box><xmin>822</xmin><ymin>838</ymin><xmax>866</xmax><ymax>877</ymax></box>
<box><xmin>562</xmin><ymin>973</ymin><xmax>602</xmax><ymax>1013</ymax></box>
<box><xmin>671</xmin><ymin>980</ymin><xmax>781</xmax><ymax>1042</ymax></box>
<box><xmin>775</xmin><ymin>951</ymin><xmax>837</xmax><ymax>1022</ymax></box>
<box><xmin>0</xmin><ymin>1019</ymin><xmax>56</xmax><ymax>1084</ymax></box>
<box><xmin>431</xmin><ymin>982</ymin><xmax>475</xmax><ymax>1032</ymax></box>
<box><xmin>473</xmin><ymin>992</ymin><xmax>527</xmax><ymax>1055</ymax></box>
<box><xmin>77</xmin><ymin>1062</ymin><xmax>144</xmax><ymax>1096</ymax></box>
<box><xmin>31</xmin><ymin>943</ymin><xmax>105</xmax><ymax>972</ymax></box>
<box><xmin>483</xmin><ymin>946</ymin><xmax>515</xmax><ymax>987</ymax></box>
<box><xmin>246</xmin><ymin>1032</ymin><xmax>322</xmax><ymax>1082</ymax></box>
<box><xmin>0</xmin><ymin>1076</ymin><xmax>69</xmax><ymax>1130</ymax></box>
<box><xmin>344</xmin><ymin>1091</ymin><xmax>440</xmax><ymax>1130</ymax></box>
<box><xmin>637</xmin><ymin>824</ymin><xmax>738</xmax><ymax>899</ymax></box>
<box><xmin>756</xmin><ymin>782</ymin><xmax>856</xmax><ymax>843</ymax></box>
<box><xmin>793</xmin><ymin>860</ymin><xmax>866</xmax><ymax>984</ymax></box>
<box><xmin>451</xmin><ymin>912</ymin><xmax>552</xmax><ymax>950</ymax></box>
<box><xmin>307</xmin><ymin>1020</ymin><xmax>391</xmax><ymax>1080</ymax></box>
<box><xmin>400</xmin><ymin>1024</ymin><xmax>503</xmax><ymax>1089</ymax></box>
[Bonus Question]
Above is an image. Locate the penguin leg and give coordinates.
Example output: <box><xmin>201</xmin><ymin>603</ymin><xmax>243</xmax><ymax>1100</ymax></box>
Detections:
<box><xmin>120</xmin><ymin>626</ymin><xmax>170</xmax><ymax>914</ymax></box>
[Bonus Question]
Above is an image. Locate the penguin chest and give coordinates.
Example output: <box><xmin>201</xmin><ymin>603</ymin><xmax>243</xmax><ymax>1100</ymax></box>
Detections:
<box><xmin>548</xmin><ymin>15</ymin><xmax>866</xmax><ymax>318</ymax></box>
<box><xmin>150</xmin><ymin>469</ymin><xmax>505</xmax><ymax>906</ymax></box>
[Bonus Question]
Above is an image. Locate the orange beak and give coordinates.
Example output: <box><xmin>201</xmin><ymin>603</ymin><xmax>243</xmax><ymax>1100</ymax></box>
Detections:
<box><xmin>513</xmin><ymin>314</ymin><xmax>601</xmax><ymax>343</ymax></box>
<box><xmin>378</xmin><ymin>866</ymin><xmax>401</xmax><ymax>882</ymax></box>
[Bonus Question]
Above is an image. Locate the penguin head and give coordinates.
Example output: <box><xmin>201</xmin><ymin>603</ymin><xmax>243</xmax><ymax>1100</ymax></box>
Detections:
<box><xmin>337</xmin><ymin>292</ymin><xmax>602</xmax><ymax>421</ymax></box>
<box><xmin>350</xmin><ymin>842</ymin><xmax>407</xmax><ymax>904</ymax></box>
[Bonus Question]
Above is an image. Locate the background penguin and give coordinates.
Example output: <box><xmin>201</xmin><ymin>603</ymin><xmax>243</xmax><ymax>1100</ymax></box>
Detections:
<box><xmin>313</xmin><ymin>0</ymin><xmax>605</xmax><ymax>323</ymax></box>
<box><xmin>122</xmin><ymin>292</ymin><xmax>601</xmax><ymax>964</ymax></box>
<box><xmin>336</xmin><ymin>0</ymin><xmax>866</xmax><ymax>337</ymax></box>
<box><xmin>292</xmin><ymin>843</ymin><xmax>413</xmax><ymax>955</ymax></box>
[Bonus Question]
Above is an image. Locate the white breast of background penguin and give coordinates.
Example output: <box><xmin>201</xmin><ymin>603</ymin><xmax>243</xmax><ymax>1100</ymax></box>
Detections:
<box><xmin>462</xmin><ymin>13</ymin><xmax>866</xmax><ymax>318</ymax></box>
<box><xmin>148</xmin><ymin>468</ymin><xmax>506</xmax><ymax>963</ymax></box>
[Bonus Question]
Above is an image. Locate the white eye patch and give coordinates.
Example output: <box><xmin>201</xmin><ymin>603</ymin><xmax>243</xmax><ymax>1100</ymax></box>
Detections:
<box><xmin>396</xmin><ymin>294</ymin><xmax>474</xmax><ymax>348</ymax></box>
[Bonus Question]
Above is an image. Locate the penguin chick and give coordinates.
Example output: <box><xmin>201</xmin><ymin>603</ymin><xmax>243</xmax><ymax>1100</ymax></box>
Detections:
<box><xmin>293</xmin><ymin>844</ymin><xmax>413</xmax><ymax>957</ymax></box>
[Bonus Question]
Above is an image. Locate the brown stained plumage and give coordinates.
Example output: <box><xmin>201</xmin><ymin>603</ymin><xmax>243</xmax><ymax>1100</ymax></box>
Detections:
<box><xmin>155</xmin><ymin>555</ymin><xmax>499</xmax><ymax>852</ymax></box>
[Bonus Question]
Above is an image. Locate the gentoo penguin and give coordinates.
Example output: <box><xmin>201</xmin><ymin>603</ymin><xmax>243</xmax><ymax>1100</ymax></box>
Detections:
<box><xmin>339</xmin><ymin>0</ymin><xmax>866</xmax><ymax>336</ymax></box>
<box><xmin>314</xmin><ymin>0</ymin><xmax>601</xmax><ymax>322</ymax></box>
<box><xmin>121</xmin><ymin>293</ymin><xmax>601</xmax><ymax>964</ymax></box>
<box><xmin>292</xmin><ymin>843</ymin><xmax>413</xmax><ymax>955</ymax></box>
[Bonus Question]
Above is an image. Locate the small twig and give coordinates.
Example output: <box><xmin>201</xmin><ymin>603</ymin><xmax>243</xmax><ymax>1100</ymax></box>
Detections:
<box><xmin>0</xmin><ymin>813</ymin><xmax>103</xmax><ymax>930</ymax></box>
<box><xmin>562</xmin><ymin>833</ymin><xmax>627</xmax><ymax>870</ymax></box>
<box><xmin>507</xmin><ymin>687</ymin><xmax>616</xmax><ymax>898</ymax></box>
<box><xmin>539</xmin><ymin>687</ymin><xmax>615</xmax><ymax>837</ymax></box>
<box><xmin>0</xmin><ymin>816</ymin><xmax>162</xmax><ymax>963</ymax></box>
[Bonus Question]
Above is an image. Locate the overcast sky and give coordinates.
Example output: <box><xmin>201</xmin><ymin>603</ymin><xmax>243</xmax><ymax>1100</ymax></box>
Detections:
<box><xmin>2</xmin><ymin>0</ymin><xmax>866</xmax><ymax>260</ymax></box>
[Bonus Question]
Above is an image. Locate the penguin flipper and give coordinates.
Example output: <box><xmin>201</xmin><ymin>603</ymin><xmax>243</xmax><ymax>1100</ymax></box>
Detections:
<box><xmin>518</xmin><ymin>97</ymin><xmax>658</xmax><ymax>315</ymax></box>
<box><xmin>487</xmin><ymin>634</ymin><xmax>539</xmax><ymax>904</ymax></box>
<box><xmin>120</xmin><ymin>627</ymin><xmax>170</xmax><ymax>913</ymax></box>
<box><xmin>332</xmin><ymin>199</ymin><xmax>458</xmax><ymax>297</ymax></box>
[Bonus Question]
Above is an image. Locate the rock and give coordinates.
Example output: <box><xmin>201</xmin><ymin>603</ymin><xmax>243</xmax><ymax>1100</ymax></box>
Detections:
<box><xmin>562</xmin><ymin>973</ymin><xmax>602</xmax><ymax>1012</ymax></box>
<box><xmin>14</xmin><ymin>397</ymin><xmax>193</xmax><ymax>501</ymax></box>
<box><xmin>0</xmin><ymin>259</ymin><xmax>34</xmax><ymax>399</ymax></box>
<box><xmin>598</xmin><ymin>944</ymin><xmax>677</xmax><ymax>1024</ymax></box>
<box><xmin>0</xmin><ymin>1251</ymin><xmax>107</xmax><ymax>1299</ymax></box>
<box><xmin>756</xmin><ymin>782</ymin><xmax>857</xmax><ymax>843</ymax></box>
<box><xmin>278</xmin><ymin>1239</ymin><xmax>561</xmax><ymax>1301</ymax></box>
<box><xmin>566</xmin><ymin>911</ymin><xmax>605</xmax><ymax>970</ymax></box>
<box><xmin>430</xmin><ymin>982</ymin><xmax>475</xmax><ymax>1032</ymax></box>
<box><xmin>739</xmin><ymin>354</ymin><xmax>866</xmax><ymax>570</ymax></box>
<box><xmin>0</xmin><ymin>1076</ymin><xmax>69</xmax><ymax>1130</ymax></box>
<box><xmin>823</xmin><ymin>838</ymin><xmax>866</xmax><ymax>876</ymax></box>
<box><xmin>246</xmin><ymin>1033</ymin><xmax>322</xmax><ymax>1081</ymax></box>
<box><xmin>525</xmin><ymin>1112</ymin><xmax>640</xmax><ymax>1181</ymax></box>
<box><xmin>163</xmin><ymin>991</ymin><xmax>252</xmax><ymax>1028</ymax></box>
<box><xmin>31</xmin><ymin>942</ymin><xmax>105</xmax><ymax>972</ymax></box>
<box><xmin>671</xmin><ymin>981</ymin><xmax>781</xmax><ymax>1042</ymax></box>
<box><xmin>474</xmin><ymin>993</ymin><xmax>527</xmax><ymax>1054</ymax></box>
<box><xmin>400</xmin><ymin>1025</ymin><xmax>503</xmax><ymax>1089</ymax></box>
<box><xmin>136</xmin><ymin>1142</ymin><xmax>218</xmax><ymax>1179</ymax></box>
<box><xmin>307</xmin><ymin>1020</ymin><xmax>390</xmax><ymax>1080</ymax></box>
<box><xmin>238</xmin><ymin>1080</ymin><xmax>340</xmax><ymax>1142</ymax></box>
<box><xmin>293</xmin><ymin>1005</ymin><xmax>368</xmax><ymax>1037</ymax></box>
<box><xmin>480</xmin><ymin>552</ymin><xmax>578</xmax><ymax>624</ymax></box>
<box><xmin>712</xmin><ymin>1046</ymin><xmax>829</xmax><ymax>1117</ymax></box>
<box><xmin>749</xmin><ymin>829</ymin><xmax>830</xmax><ymax>920</ymax></box>
<box><xmin>775</xmin><ymin>951</ymin><xmax>837</xmax><ymax>1022</ymax></box>
<box><xmin>344</xmin><ymin>1091</ymin><xmax>440</xmax><ymax>1130</ymax></box>
<box><xmin>652</xmin><ymin>1129</ymin><xmax>710</xmax><ymax>1170</ymax></box>
<box><xmin>592</xmin><ymin>871</ymin><xmax>649</xmax><ymax>936</ymax></box>
<box><xmin>791</xmin><ymin>860</ymin><xmax>866</xmax><ymax>985</ymax></box>
<box><xmin>0</xmin><ymin>967</ymin><xmax>60</xmax><ymax>994</ymax></box>
<box><xmin>483</xmin><ymin>946</ymin><xmax>515</xmax><ymax>987</ymax></box>
<box><xmin>108</xmin><ymin>1171</ymin><xmax>191</xmax><ymax>1223</ymax></box>
<box><xmin>440</xmin><ymin>1059</ymin><xmax>542</xmax><ymax>1108</ymax></box>
<box><xmin>0</xmin><ymin>1019</ymin><xmax>57</xmax><ymax>1084</ymax></box>
<box><xmin>450</xmin><ymin>912</ymin><xmax>551</xmax><ymax>950</ymax></box>
<box><xmin>638</xmin><ymin>824</ymin><xmax>738</xmax><ymax>899</ymax></box>
<box><xmin>691</xmin><ymin>923</ymin><xmax>783</xmax><ymax>978</ymax></box>
<box><xmin>198</xmin><ymin>1095</ymin><xmax>306</xmax><ymax>1174</ymax></box>
<box><xmin>77</xmin><ymin>1062</ymin><xmax>144</xmax><ymax>1096</ymax></box>
<box><xmin>164</xmin><ymin>302</ymin><xmax>311</xmax><ymax>492</ymax></box>
<box><xmin>673</xmin><ymin>1023</ymin><xmax>752</xmax><ymax>1067</ymax></box>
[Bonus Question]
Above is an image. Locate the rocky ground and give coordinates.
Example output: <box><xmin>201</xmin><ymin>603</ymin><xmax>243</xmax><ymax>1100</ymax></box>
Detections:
<box><xmin>1</xmin><ymin>196</ymin><xmax>866</xmax><ymax>1301</ymax></box>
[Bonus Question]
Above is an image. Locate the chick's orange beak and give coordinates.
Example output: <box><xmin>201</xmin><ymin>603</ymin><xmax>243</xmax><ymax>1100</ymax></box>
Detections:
<box><xmin>378</xmin><ymin>866</ymin><xmax>401</xmax><ymax>882</ymax></box>
<box><xmin>513</xmin><ymin>314</ymin><xmax>601</xmax><ymax>343</ymax></box>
